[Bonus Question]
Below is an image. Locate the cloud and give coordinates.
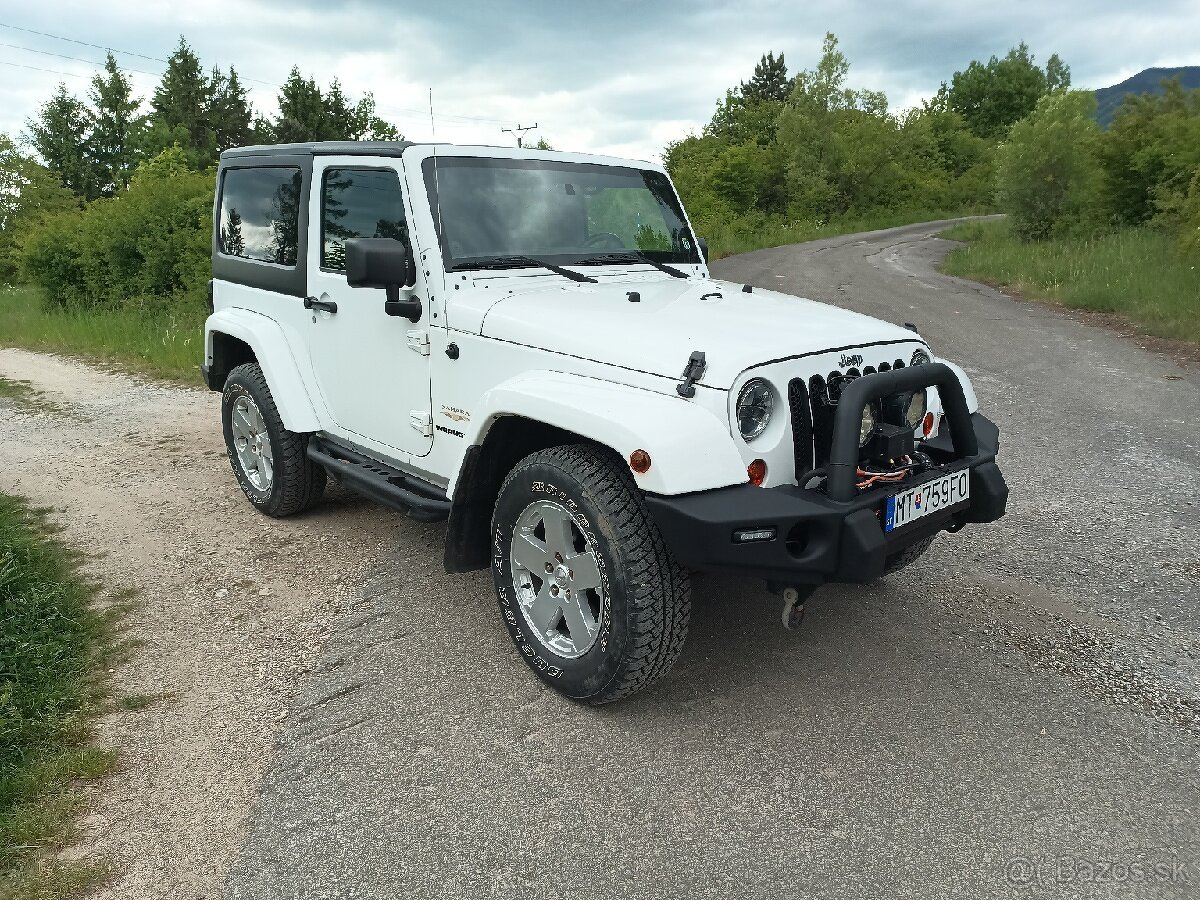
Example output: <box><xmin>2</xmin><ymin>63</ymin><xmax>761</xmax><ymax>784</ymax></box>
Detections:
<box><xmin>1</xmin><ymin>0</ymin><xmax>1197</xmax><ymax>162</ymax></box>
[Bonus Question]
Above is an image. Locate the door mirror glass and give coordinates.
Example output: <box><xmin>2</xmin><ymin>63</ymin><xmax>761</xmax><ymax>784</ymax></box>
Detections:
<box><xmin>698</xmin><ymin>237</ymin><xmax>709</xmax><ymax>263</ymax></box>
<box><xmin>344</xmin><ymin>237</ymin><xmax>416</xmax><ymax>290</ymax></box>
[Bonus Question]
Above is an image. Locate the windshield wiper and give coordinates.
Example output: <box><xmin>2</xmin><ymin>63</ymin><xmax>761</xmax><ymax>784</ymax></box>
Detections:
<box><xmin>451</xmin><ymin>255</ymin><xmax>596</xmax><ymax>283</ymax></box>
<box><xmin>577</xmin><ymin>251</ymin><xmax>689</xmax><ymax>279</ymax></box>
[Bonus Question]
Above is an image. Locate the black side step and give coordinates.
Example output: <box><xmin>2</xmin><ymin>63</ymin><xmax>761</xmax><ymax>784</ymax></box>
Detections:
<box><xmin>307</xmin><ymin>437</ymin><xmax>451</xmax><ymax>522</ymax></box>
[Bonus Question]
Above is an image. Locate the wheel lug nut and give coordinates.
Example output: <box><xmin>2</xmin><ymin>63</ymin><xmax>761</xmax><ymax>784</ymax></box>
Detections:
<box><xmin>555</xmin><ymin>553</ymin><xmax>564</xmax><ymax>563</ymax></box>
<box><xmin>544</xmin><ymin>563</ymin><xmax>553</xmax><ymax>573</ymax></box>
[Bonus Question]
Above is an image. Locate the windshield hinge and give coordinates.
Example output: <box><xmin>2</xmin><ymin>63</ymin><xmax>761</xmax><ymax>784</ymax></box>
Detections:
<box><xmin>676</xmin><ymin>350</ymin><xmax>707</xmax><ymax>399</ymax></box>
<box><xmin>409</xmin><ymin>410</ymin><xmax>433</xmax><ymax>437</ymax></box>
<box><xmin>406</xmin><ymin>330</ymin><xmax>431</xmax><ymax>355</ymax></box>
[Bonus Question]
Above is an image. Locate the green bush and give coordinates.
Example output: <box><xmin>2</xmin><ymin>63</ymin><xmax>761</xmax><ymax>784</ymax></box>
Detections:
<box><xmin>994</xmin><ymin>91</ymin><xmax>1101</xmax><ymax>240</ymax></box>
<box><xmin>21</xmin><ymin>147</ymin><xmax>212</xmax><ymax>312</ymax></box>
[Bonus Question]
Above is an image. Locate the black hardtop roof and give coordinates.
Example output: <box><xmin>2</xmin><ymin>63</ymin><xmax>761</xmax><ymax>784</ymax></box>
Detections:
<box><xmin>220</xmin><ymin>140</ymin><xmax>417</xmax><ymax>161</ymax></box>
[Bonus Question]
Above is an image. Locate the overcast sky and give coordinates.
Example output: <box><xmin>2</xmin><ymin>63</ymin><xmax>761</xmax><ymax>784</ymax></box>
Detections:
<box><xmin>2</xmin><ymin>0</ymin><xmax>1197</xmax><ymax>163</ymax></box>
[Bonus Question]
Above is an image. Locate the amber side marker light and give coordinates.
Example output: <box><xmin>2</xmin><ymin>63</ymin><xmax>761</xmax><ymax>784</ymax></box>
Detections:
<box><xmin>922</xmin><ymin>411</ymin><xmax>936</xmax><ymax>438</ymax></box>
<box><xmin>748</xmin><ymin>459</ymin><xmax>767</xmax><ymax>486</ymax></box>
<box><xmin>629</xmin><ymin>449</ymin><xmax>652</xmax><ymax>473</ymax></box>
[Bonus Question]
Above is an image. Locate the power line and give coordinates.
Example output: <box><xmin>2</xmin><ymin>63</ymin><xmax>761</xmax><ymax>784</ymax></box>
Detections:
<box><xmin>0</xmin><ymin>21</ymin><xmax>525</xmax><ymax>130</ymax></box>
<box><xmin>0</xmin><ymin>21</ymin><xmax>167</xmax><ymax>64</ymax></box>
<box><xmin>0</xmin><ymin>41</ymin><xmax>165</xmax><ymax>79</ymax></box>
<box><xmin>0</xmin><ymin>58</ymin><xmax>84</xmax><ymax>79</ymax></box>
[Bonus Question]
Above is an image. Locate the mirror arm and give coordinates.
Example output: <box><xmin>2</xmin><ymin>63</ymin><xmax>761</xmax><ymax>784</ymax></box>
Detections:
<box><xmin>383</xmin><ymin>284</ymin><xmax>423</xmax><ymax>323</ymax></box>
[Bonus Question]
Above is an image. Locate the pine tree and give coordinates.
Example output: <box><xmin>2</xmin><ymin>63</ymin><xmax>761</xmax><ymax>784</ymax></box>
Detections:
<box><xmin>740</xmin><ymin>51</ymin><xmax>790</xmax><ymax>103</ymax></box>
<box><xmin>273</xmin><ymin>68</ymin><xmax>326</xmax><ymax>143</ymax></box>
<box><xmin>148</xmin><ymin>36</ymin><xmax>214</xmax><ymax>165</ymax></box>
<box><xmin>25</xmin><ymin>84</ymin><xmax>95</xmax><ymax>198</ymax></box>
<box><xmin>209</xmin><ymin>66</ymin><xmax>255</xmax><ymax>151</ymax></box>
<box><xmin>88</xmin><ymin>53</ymin><xmax>146</xmax><ymax>195</ymax></box>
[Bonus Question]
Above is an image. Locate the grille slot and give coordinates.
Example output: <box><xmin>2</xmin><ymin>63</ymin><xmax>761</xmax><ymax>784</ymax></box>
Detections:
<box><xmin>787</xmin><ymin>378</ymin><xmax>813</xmax><ymax>477</ymax></box>
<box><xmin>800</xmin><ymin>358</ymin><xmax>908</xmax><ymax>473</ymax></box>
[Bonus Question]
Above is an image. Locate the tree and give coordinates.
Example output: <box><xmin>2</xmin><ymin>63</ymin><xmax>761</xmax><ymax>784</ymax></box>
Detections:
<box><xmin>88</xmin><ymin>53</ymin><xmax>146</xmax><ymax>196</ymax></box>
<box><xmin>740</xmin><ymin>52</ymin><xmax>790</xmax><ymax>103</ymax></box>
<box><xmin>270</xmin><ymin>69</ymin><xmax>401</xmax><ymax>142</ymax></box>
<box><xmin>147</xmin><ymin>37</ymin><xmax>215</xmax><ymax>166</ymax></box>
<box><xmin>273</xmin><ymin>67</ymin><xmax>326</xmax><ymax>142</ymax></box>
<box><xmin>25</xmin><ymin>84</ymin><xmax>94</xmax><ymax>197</ymax></box>
<box><xmin>1096</xmin><ymin>78</ymin><xmax>1200</xmax><ymax>226</ymax></box>
<box><xmin>0</xmin><ymin>133</ymin><xmax>79</xmax><ymax>280</ymax></box>
<box><xmin>1046</xmin><ymin>53</ymin><xmax>1071</xmax><ymax>93</ymax></box>
<box><xmin>946</xmin><ymin>43</ymin><xmax>1066</xmax><ymax>138</ymax></box>
<box><xmin>995</xmin><ymin>91</ymin><xmax>1101</xmax><ymax>240</ymax></box>
<box><xmin>209</xmin><ymin>66</ymin><xmax>255</xmax><ymax>151</ymax></box>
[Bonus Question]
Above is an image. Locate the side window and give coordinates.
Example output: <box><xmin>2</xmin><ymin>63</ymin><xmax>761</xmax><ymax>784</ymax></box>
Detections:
<box><xmin>219</xmin><ymin>167</ymin><xmax>303</xmax><ymax>266</ymax></box>
<box><xmin>321</xmin><ymin>168</ymin><xmax>408</xmax><ymax>272</ymax></box>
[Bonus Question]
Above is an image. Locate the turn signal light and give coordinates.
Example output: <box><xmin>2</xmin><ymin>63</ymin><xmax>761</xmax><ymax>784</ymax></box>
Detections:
<box><xmin>747</xmin><ymin>459</ymin><xmax>767</xmax><ymax>486</ymax></box>
<box><xmin>629</xmin><ymin>449</ymin><xmax>652</xmax><ymax>473</ymax></box>
<box><xmin>922</xmin><ymin>411</ymin><xmax>935</xmax><ymax>438</ymax></box>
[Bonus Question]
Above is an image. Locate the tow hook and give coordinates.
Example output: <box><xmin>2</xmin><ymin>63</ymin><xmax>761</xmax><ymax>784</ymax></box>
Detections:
<box><xmin>768</xmin><ymin>582</ymin><xmax>818</xmax><ymax>630</ymax></box>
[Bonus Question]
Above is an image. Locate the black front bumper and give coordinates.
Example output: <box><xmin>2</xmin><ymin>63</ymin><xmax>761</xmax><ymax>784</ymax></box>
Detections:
<box><xmin>644</xmin><ymin>367</ymin><xmax>1008</xmax><ymax>585</ymax></box>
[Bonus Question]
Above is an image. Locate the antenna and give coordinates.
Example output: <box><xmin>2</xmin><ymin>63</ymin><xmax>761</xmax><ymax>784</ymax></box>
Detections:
<box><xmin>501</xmin><ymin>122</ymin><xmax>539</xmax><ymax>148</ymax></box>
<box><xmin>429</xmin><ymin>88</ymin><xmax>445</xmax><ymax>251</ymax></box>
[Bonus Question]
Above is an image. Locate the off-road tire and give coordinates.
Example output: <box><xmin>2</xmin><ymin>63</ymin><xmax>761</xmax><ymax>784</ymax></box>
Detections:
<box><xmin>222</xmin><ymin>363</ymin><xmax>325</xmax><ymax>517</ymax></box>
<box><xmin>491</xmin><ymin>444</ymin><xmax>690</xmax><ymax>705</ymax></box>
<box><xmin>883</xmin><ymin>534</ymin><xmax>937</xmax><ymax>575</ymax></box>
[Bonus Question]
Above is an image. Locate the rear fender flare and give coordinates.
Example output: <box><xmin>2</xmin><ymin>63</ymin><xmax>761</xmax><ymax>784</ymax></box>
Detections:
<box><xmin>205</xmin><ymin>308</ymin><xmax>321</xmax><ymax>433</ymax></box>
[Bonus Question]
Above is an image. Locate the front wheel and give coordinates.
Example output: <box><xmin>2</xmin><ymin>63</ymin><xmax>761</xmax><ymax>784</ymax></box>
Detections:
<box><xmin>491</xmin><ymin>445</ymin><xmax>690</xmax><ymax>704</ymax></box>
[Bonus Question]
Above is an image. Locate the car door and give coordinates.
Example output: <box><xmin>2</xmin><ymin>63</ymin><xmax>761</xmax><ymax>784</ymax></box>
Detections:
<box><xmin>305</xmin><ymin>158</ymin><xmax>434</xmax><ymax>457</ymax></box>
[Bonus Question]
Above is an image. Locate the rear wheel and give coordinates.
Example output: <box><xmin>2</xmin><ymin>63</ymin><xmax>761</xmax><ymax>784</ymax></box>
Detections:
<box><xmin>221</xmin><ymin>363</ymin><xmax>325</xmax><ymax>517</ymax></box>
<box><xmin>491</xmin><ymin>444</ymin><xmax>690</xmax><ymax>704</ymax></box>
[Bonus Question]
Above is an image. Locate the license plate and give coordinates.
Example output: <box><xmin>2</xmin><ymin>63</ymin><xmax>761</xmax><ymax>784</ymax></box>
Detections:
<box><xmin>885</xmin><ymin>470</ymin><xmax>970</xmax><ymax>532</ymax></box>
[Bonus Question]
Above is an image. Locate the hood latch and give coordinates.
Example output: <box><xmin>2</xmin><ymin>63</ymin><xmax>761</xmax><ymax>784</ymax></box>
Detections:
<box><xmin>676</xmin><ymin>351</ymin><xmax>707</xmax><ymax>399</ymax></box>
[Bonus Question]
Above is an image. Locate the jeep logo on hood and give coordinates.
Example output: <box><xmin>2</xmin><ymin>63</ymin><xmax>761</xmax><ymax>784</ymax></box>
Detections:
<box><xmin>839</xmin><ymin>353</ymin><xmax>864</xmax><ymax>368</ymax></box>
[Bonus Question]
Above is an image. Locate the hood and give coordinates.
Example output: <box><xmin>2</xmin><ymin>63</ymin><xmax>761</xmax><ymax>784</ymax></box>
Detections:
<box><xmin>476</xmin><ymin>275</ymin><xmax>919</xmax><ymax>389</ymax></box>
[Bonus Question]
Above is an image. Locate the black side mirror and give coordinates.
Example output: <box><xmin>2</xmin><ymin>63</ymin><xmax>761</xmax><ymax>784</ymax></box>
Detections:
<box><xmin>697</xmin><ymin>237</ymin><xmax>709</xmax><ymax>263</ymax></box>
<box><xmin>344</xmin><ymin>237</ymin><xmax>422</xmax><ymax>323</ymax></box>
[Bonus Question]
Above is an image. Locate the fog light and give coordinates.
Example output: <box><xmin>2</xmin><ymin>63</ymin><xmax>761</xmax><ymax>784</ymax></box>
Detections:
<box><xmin>748</xmin><ymin>459</ymin><xmax>767</xmax><ymax>486</ymax></box>
<box><xmin>629</xmin><ymin>449</ymin><xmax>651</xmax><ymax>473</ymax></box>
<box><xmin>733</xmin><ymin>527</ymin><xmax>776</xmax><ymax>544</ymax></box>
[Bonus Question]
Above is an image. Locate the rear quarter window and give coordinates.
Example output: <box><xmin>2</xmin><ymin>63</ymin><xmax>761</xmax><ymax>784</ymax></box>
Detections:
<box><xmin>218</xmin><ymin>167</ymin><xmax>303</xmax><ymax>266</ymax></box>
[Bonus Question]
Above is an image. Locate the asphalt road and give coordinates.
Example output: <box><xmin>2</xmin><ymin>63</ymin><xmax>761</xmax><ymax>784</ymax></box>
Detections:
<box><xmin>225</xmin><ymin>220</ymin><xmax>1200</xmax><ymax>899</ymax></box>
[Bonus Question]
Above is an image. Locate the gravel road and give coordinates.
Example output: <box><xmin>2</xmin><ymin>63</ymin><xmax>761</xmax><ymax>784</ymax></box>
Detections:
<box><xmin>1</xmin><ymin>219</ymin><xmax>1197</xmax><ymax>899</ymax></box>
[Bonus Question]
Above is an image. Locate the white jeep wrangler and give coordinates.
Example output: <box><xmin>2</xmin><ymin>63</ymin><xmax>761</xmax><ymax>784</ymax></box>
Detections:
<box><xmin>203</xmin><ymin>141</ymin><xmax>1007</xmax><ymax>704</ymax></box>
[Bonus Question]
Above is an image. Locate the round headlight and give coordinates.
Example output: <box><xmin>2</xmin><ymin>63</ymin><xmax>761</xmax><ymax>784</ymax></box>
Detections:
<box><xmin>911</xmin><ymin>348</ymin><xmax>931</xmax><ymax>366</ymax></box>
<box><xmin>736</xmin><ymin>379</ymin><xmax>774</xmax><ymax>441</ymax></box>
<box><xmin>858</xmin><ymin>405</ymin><xmax>876</xmax><ymax>447</ymax></box>
<box><xmin>905</xmin><ymin>391</ymin><xmax>927</xmax><ymax>429</ymax></box>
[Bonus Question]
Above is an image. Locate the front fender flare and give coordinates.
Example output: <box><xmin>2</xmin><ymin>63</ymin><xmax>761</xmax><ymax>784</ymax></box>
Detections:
<box><xmin>204</xmin><ymin>308</ymin><xmax>321</xmax><ymax>433</ymax></box>
<box><xmin>452</xmin><ymin>371</ymin><xmax>747</xmax><ymax>497</ymax></box>
<box><xmin>936</xmin><ymin>358</ymin><xmax>979</xmax><ymax>413</ymax></box>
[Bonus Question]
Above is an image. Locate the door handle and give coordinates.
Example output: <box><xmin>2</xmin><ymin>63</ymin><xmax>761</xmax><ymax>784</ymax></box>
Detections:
<box><xmin>304</xmin><ymin>296</ymin><xmax>338</xmax><ymax>314</ymax></box>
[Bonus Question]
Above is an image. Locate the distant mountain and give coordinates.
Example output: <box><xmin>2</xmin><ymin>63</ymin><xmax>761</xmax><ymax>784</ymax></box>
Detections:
<box><xmin>1094</xmin><ymin>66</ymin><xmax>1200</xmax><ymax>126</ymax></box>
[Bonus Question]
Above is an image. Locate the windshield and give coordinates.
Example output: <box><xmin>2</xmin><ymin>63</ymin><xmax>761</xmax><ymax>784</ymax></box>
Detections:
<box><xmin>421</xmin><ymin>156</ymin><xmax>701</xmax><ymax>269</ymax></box>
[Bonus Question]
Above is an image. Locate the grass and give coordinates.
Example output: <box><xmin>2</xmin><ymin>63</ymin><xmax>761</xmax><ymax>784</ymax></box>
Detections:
<box><xmin>0</xmin><ymin>377</ymin><xmax>72</xmax><ymax>420</ymax></box>
<box><xmin>939</xmin><ymin>219</ymin><xmax>1200</xmax><ymax>344</ymax></box>
<box><xmin>0</xmin><ymin>285</ymin><xmax>206</xmax><ymax>385</ymax></box>
<box><xmin>705</xmin><ymin>207</ymin><xmax>988</xmax><ymax>259</ymax></box>
<box><xmin>0</xmin><ymin>495</ymin><xmax>117</xmax><ymax>899</ymax></box>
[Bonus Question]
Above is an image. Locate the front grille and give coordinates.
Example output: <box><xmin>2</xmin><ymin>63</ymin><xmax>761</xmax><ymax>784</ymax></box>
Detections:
<box><xmin>795</xmin><ymin>357</ymin><xmax>909</xmax><ymax>476</ymax></box>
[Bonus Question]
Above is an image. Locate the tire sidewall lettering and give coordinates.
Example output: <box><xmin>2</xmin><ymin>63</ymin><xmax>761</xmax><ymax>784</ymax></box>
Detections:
<box><xmin>493</xmin><ymin>466</ymin><xmax>626</xmax><ymax>695</ymax></box>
